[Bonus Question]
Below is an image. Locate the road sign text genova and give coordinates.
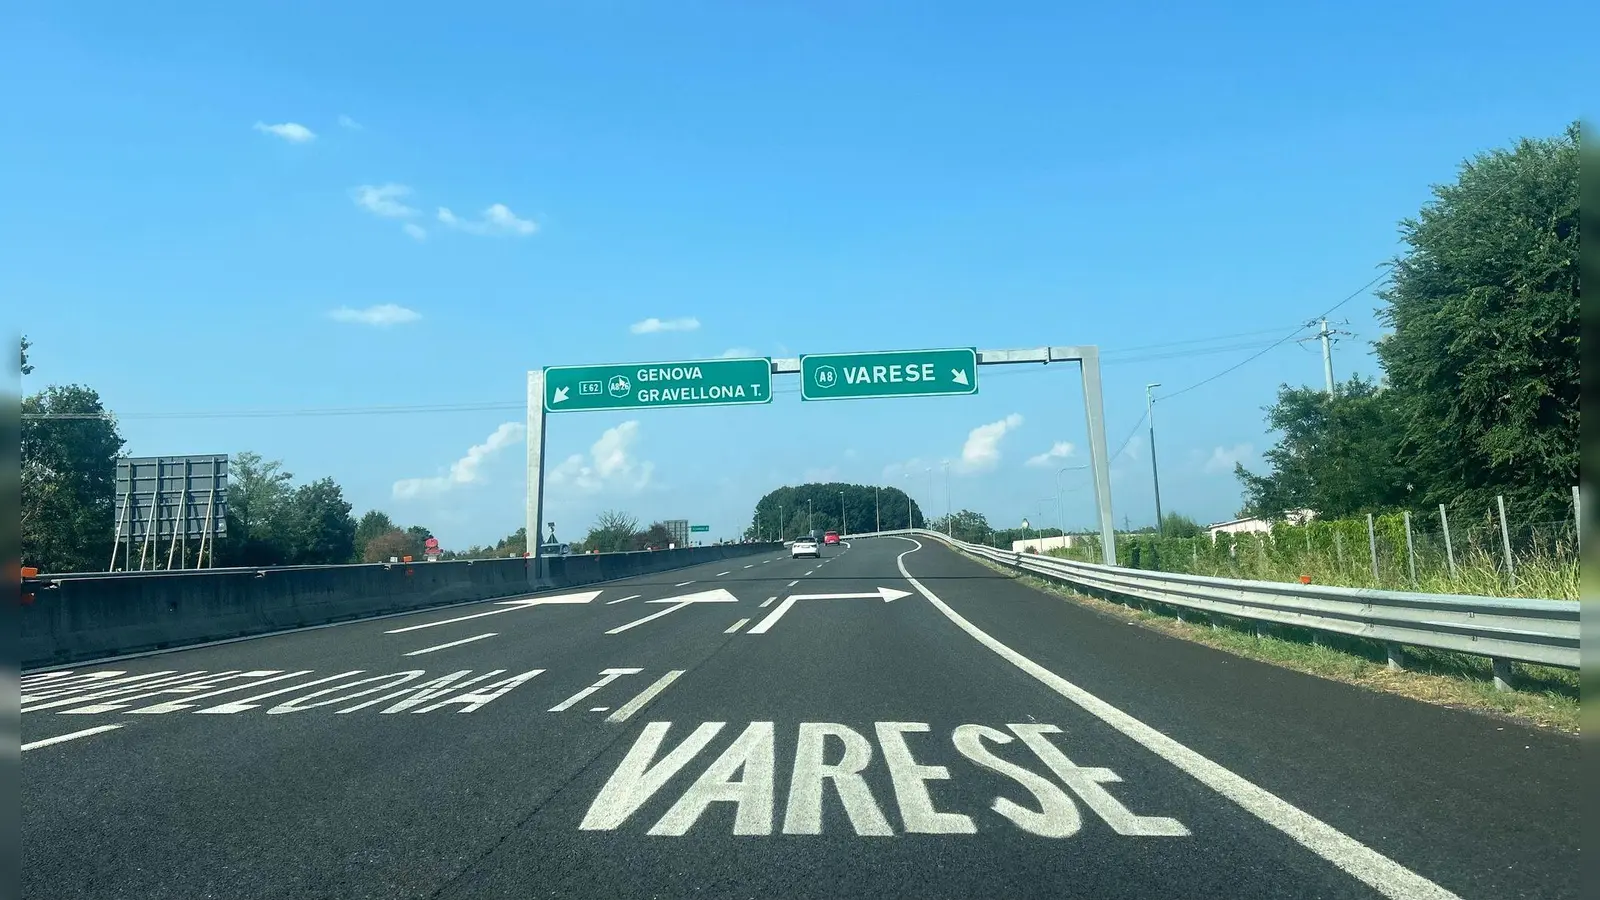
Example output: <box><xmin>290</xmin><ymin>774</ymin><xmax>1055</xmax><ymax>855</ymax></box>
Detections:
<box><xmin>800</xmin><ymin>348</ymin><xmax>978</xmax><ymax>401</ymax></box>
<box><xmin>545</xmin><ymin>358</ymin><xmax>773</xmax><ymax>413</ymax></box>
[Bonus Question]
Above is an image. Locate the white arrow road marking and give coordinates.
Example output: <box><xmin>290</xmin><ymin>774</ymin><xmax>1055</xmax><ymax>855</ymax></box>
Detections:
<box><xmin>552</xmin><ymin>386</ymin><xmax>570</xmax><ymax>403</ymax></box>
<box><xmin>748</xmin><ymin>586</ymin><xmax>910</xmax><ymax>634</ymax></box>
<box><xmin>404</xmin><ymin>633</ymin><xmax>497</xmax><ymax>656</ymax></box>
<box><xmin>951</xmin><ymin>369</ymin><xmax>970</xmax><ymax>386</ymax></box>
<box><xmin>386</xmin><ymin>590</ymin><xmax>603</xmax><ymax>634</ymax></box>
<box><xmin>606</xmin><ymin>588</ymin><xmax>740</xmax><ymax>635</ymax></box>
<box><xmin>605</xmin><ymin>594</ymin><xmax>642</xmax><ymax>605</ymax></box>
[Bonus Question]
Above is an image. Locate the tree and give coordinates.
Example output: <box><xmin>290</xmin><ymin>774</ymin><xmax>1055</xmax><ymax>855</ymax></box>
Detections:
<box><xmin>21</xmin><ymin>385</ymin><xmax>125</xmax><ymax>572</ymax></box>
<box><xmin>585</xmin><ymin>510</ymin><xmax>639</xmax><ymax>554</ymax></box>
<box><xmin>493</xmin><ymin>527</ymin><xmax>528</xmax><ymax>557</ymax></box>
<box><xmin>1234</xmin><ymin>377</ymin><xmax>1414</xmax><ymax>520</ymax></box>
<box><xmin>220</xmin><ymin>451</ymin><xmax>297</xmax><ymax>566</ymax></box>
<box><xmin>353</xmin><ymin>510</ymin><xmax>396</xmax><ymax>561</ymax></box>
<box><xmin>929</xmin><ymin>509</ymin><xmax>992</xmax><ymax>543</ymax></box>
<box><xmin>282</xmin><ymin>477</ymin><xmax>356</xmax><ymax>564</ymax></box>
<box><xmin>405</xmin><ymin>524</ymin><xmax>434</xmax><ymax>558</ymax></box>
<box><xmin>1160</xmin><ymin>512</ymin><xmax>1204</xmax><ymax>538</ymax></box>
<box><xmin>363</xmin><ymin>529</ymin><xmax>415</xmax><ymax>563</ymax></box>
<box><xmin>20</xmin><ymin>336</ymin><xmax>32</xmax><ymax>375</ymax></box>
<box><xmin>747</xmin><ymin>483</ymin><xmax>924</xmax><ymax>540</ymax></box>
<box><xmin>633</xmin><ymin>521</ymin><xmax>675</xmax><ymax>550</ymax></box>
<box><xmin>1375</xmin><ymin>122</ymin><xmax>1579</xmax><ymax>521</ymax></box>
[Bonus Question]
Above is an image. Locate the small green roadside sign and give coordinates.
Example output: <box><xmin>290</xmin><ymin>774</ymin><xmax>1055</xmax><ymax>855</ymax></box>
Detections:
<box><xmin>689</xmin><ymin>524</ymin><xmax>710</xmax><ymax>533</ymax></box>
<box><xmin>800</xmin><ymin>348</ymin><xmax>979</xmax><ymax>401</ymax></box>
<box><xmin>544</xmin><ymin>357</ymin><xmax>772</xmax><ymax>413</ymax></box>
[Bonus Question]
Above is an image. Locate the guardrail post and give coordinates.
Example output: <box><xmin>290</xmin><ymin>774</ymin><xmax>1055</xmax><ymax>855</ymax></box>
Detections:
<box><xmin>1492</xmin><ymin>657</ymin><xmax>1514</xmax><ymax>692</ymax></box>
<box><xmin>1366</xmin><ymin>514</ymin><xmax>1380</xmax><ymax>584</ymax></box>
<box><xmin>1386</xmin><ymin>643</ymin><xmax>1404</xmax><ymax>672</ymax></box>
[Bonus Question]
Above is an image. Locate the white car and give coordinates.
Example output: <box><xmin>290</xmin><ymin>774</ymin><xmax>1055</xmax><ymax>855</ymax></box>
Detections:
<box><xmin>791</xmin><ymin>537</ymin><xmax>821</xmax><ymax>559</ymax></box>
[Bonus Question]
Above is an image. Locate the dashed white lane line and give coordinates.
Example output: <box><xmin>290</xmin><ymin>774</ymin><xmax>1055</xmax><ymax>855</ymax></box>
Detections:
<box><xmin>589</xmin><ymin>707</ymin><xmax>609</xmax><ymax>713</ymax></box>
<box><xmin>715</xmin><ymin>571</ymin><xmax>732</xmax><ymax>577</ymax></box>
<box><xmin>787</xmin><ymin>580</ymin><xmax>800</xmax><ymax>587</ymax></box>
<box><xmin>605</xmin><ymin>594</ymin><xmax>642</xmax><ymax>605</ymax></box>
<box><xmin>724</xmin><ymin>617</ymin><xmax>752</xmax><ymax>634</ymax></box>
<box><xmin>744</xmin><ymin>564</ymin><xmax>754</xmax><ymax>569</ymax></box>
<box><xmin>606</xmin><ymin>670</ymin><xmax>685</xmax><ymax>723</ymax></box>
<box><xmin>890</xmin><ymin>537</ymin><xmax>1462</xmax><ymax>900</ymax></box>
<box><xmin>404</xmin><ymin>633</ymin><xmax>497</xmax><ymax>656</ymax></box>
<box><xmin>760</xmin><ymin>596</ymin><xmax>778</xmax><ymax>608</ymax></box>
<box><xmin>804</xmin><ymin>569</ymin><xmax>815</xmax><ymax>576</ymax></box>
<box><xmin>22</xmin><ymin>724</ymin><xmax>124</xmax><ymax>752</ymax></box>
<box><xmin>675</xmin><ymin>581</ymin><xmax>695</xmax><ymax>587</ymax></box>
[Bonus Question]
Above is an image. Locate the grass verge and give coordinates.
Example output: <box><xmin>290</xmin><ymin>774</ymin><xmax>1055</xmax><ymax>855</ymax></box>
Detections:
<box><xmin>966</xmin><ymin>555</ymin><xmax>1580</xmax><ymax>734</ymax></box>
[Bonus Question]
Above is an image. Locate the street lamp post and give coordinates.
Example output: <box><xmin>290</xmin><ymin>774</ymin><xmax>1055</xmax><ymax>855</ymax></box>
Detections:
<box><xmin>778</xmin><ymin>505</ymin><xmax>784</xmax><ymax>542</ymax></box>
<box><xmin>875</xmin><ymin>486</ymin><xmax>881</xmax><ymax>534</ymax></box>
<box><xmin>839</xmin><ymin>491</ymin><xmax>846</xmax><ymax>537</ymax></box>
<box><xmin>904</xmin><ymin>474</ymin><xmax>913</xmax><ymax>529</ymax></box>
<box><xmin>942</xmin><ymin>461</ymin><xmax>951</xmax><ymax>535</ymax></box>
<box><xmin>1146</xmin><ymin>383</ymin><xmax>1164</xmax><ymax>535</ymax></box>
<box><xmin>808</xmin><ymin>498</ymin><xmax>813</xmax><ymax>535</ymax></box>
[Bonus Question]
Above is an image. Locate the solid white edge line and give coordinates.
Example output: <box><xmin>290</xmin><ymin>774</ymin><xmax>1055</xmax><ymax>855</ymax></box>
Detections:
<box><xmin>725</xmin><ymin>617</ymin><xmax>751</xmax><ymax>634</ymax></box>
<box><xmin>890</xmin><ymin>537</ymin><xmax>1462</xmax><ymax>900</ymax></box>
<box><xmin>403</xmin><ymin>633</ymin><xmax>498</xmax><ymax>656</ymax></box>
<box><xmin>22</xmin><ymin>724</ymin><xmax>125</xmax><ymax>752</ymax></box>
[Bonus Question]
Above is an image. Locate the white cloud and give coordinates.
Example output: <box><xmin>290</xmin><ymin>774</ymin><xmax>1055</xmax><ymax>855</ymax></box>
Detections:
<box><xmin>718</xmin><ymin>346</ymin><xmax>756</xmax><ymax>358</ymax></box>
<box><xmin>253</xmin><ymin>121</ymin><xmax>315</xmax><ymax>143</ymax></box>
<box><xmin>437</xmin><ymin>203</ymin><xmax>538</xmax><ymax>236</ymax></box>
<box><xmin>338</xmin><ymin>114</ymin><xmax>362</xmax><ymax>130</ymax></box>
<box><xmin>328</xmin><ymin>303</ymin><xmax>422</xmax><ymax>327</ymax></box>
<box><xmin>402</xmin><ymin>223</ymin><xmax>427</xmax><ymax>241</ymax></box>
<box><xmin>957</xmin><ymin>413</ymin><xmax>1024</xmax><ymax>473</ymax></box>
<box><xmin>1025</xmin><ymin>441</ymin><xmax>1076</xmax><ymax>468</ymax></box>
<box><xmin>801</xmin><ymin>467</ymin><xmax>839</xmax><ymax>484</ymax></box>
<box><xmin>393</xmin><ymin>422</ymin><xmax>526</xmax><ymax>499</ymax></box>
<box><xmin>549</xmin><ymin>421</ymin><xmax>654</xmax><ymax>495</ymax></box>
<box><xmin>1204</xmin><ymin>443</ymin><xmax>1254</xmax><ymax>475</ymax></box>
<box><xmin>630</xmin><ymin>317</ymin><xmax>701</xmax><ymax>335</ymax></box>
<box><xmin>353</xmin><ymin>184</ymin><xmax>419</xmax><ymax>218</ymax></box>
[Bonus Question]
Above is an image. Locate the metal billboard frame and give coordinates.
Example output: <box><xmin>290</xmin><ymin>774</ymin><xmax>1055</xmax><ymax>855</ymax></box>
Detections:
<box><xmin>110</xmin><ymin>454</ymin><xmax>229</xmax><ymax>572</ymax></box>
<box><xmin>527</xmin><ymin>346</ymin><xmax>1117</xmax><ymax>565</ymax></box>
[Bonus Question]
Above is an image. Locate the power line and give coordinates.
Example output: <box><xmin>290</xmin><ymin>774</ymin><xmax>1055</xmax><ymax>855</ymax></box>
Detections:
<box><xmin>1155</xmin><ymin>267</ymin><xmax>1393</xmax><ymax>402</ymax></box>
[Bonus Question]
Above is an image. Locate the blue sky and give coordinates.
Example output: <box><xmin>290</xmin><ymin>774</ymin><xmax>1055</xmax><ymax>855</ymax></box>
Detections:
<box><xmin>6</xmin><ymin>0</ymin><xmax>1588</xmax><ymax>549</ymax></box>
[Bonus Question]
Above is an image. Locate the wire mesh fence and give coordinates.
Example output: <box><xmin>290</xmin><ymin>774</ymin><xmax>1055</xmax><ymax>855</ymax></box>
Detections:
<box><xmin>1050</xmin><ymin>492</ymin><xmax>1579</xmax><ymax>601</ymax></box>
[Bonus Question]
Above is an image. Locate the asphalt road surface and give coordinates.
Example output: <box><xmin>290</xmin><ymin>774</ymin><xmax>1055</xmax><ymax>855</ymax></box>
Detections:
<box><xmin>21</xmin><ymin>537</ymin><xmax>1580</xmax><ymax>899</ymax></box>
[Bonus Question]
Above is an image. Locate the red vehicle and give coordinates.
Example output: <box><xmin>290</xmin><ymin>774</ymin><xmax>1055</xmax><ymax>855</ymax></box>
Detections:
<box><xmin>824</xmin><ymin>531</ymin><xmax>840</xmax><ymax>545</ymax></box>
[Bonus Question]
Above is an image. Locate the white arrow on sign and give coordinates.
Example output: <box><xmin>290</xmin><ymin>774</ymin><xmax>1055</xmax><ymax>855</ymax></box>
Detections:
<box><xmin>747</xmin><ymin>586</ymin><xmax>910</xmax><ymax>635</ymax></box>
<box><xmin>951</xmin><ymin>369</ymin><xmax>969</xmax><ymax>386</ymax></box>
<box><xmin>552</xmin><ymin>386</ymin><xmax>570</xmax><ymax>404</ymax></box>
<box><xmin>386</xmin><ymin>589</ymin><xmax>601</xmax><ymax>634</ymax></box>
<box><xmin>606</xmin><ymin>588</ymin><xmax>739</xmax><ymax>635</ymax></box>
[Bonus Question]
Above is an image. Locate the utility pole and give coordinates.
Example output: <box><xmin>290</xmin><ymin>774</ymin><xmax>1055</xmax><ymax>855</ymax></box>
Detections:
<box><xmin>1319</xmin><ymin>318</ymin><xmax>1335</xmax><ymax>395</ymax></box>
<box><xmin>778</xmin><ymin>505</ymin><xmax>783</xmax><ymax>541</ymax></box>
<box><xmin>1146</xmin><ymin>383</ymin><xmax>1164</xmax><ymax>535</ymax></box>
<box><xmin>807</xmin><ymin>498</ymin><xmax>813</xmax><ymax>535</ymax></box>
<box><xmin>875</xmin><ymin>486</ymin><xmax>881</xmax><ymax>533</ymax></box>
<box><xmin>839</xmin><ymin>491</ymin><xmax>845</xmax><ymax>536</ymax></box>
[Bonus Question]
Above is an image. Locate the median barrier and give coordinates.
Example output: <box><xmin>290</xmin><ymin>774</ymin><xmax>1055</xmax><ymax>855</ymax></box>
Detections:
<box><xmin>20</xmin><ymin>543</ymin><xmax>780</xmax><ymax>670</ymax></box>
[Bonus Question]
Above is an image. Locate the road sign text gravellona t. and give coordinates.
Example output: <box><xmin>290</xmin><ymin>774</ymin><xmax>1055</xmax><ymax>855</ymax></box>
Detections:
<box><xmin>800</xmin><ymin>348</ymin><xmax>979</xmax><ymax>401</ymax></box>
<box><xmin>545</xmin><ymin>358</ymin><xmax>773</xmax><ymax>412</ymax></box>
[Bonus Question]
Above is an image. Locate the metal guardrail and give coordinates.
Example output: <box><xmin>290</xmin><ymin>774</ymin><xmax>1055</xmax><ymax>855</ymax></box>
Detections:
<box><xmin>863</xmin><ymin>529</ymin><xmax>1579</xmax><ymax>673</ymax></box>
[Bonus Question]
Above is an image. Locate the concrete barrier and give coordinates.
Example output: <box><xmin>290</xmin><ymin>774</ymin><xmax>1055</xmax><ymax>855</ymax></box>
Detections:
<box><xmin>20</xmin><ymin>544</ymin><xmax>780</xmax><ymax>670</ymax></box>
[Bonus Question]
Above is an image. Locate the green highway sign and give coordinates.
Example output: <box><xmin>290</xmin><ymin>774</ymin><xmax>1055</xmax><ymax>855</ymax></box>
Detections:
<box><xmin>799</xmin><ymin>348</ymin><xmax>979</xmax><ymax>401</ymax></box>
<box><xmin>544</xmin><ymin>357</ymin><xmax>772</xmax><ymax>413</ymax></box>
<box><xmin>689</xmin><ymin>524</ymin><xmax>710</xmax><ymax>533</ymax></box>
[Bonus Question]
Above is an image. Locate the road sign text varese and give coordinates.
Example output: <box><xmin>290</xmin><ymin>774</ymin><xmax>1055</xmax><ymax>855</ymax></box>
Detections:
<box><xmin>800</xmin><ymin>348</ymin><xmax>979</xmax><ymax>401</ymax></box>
